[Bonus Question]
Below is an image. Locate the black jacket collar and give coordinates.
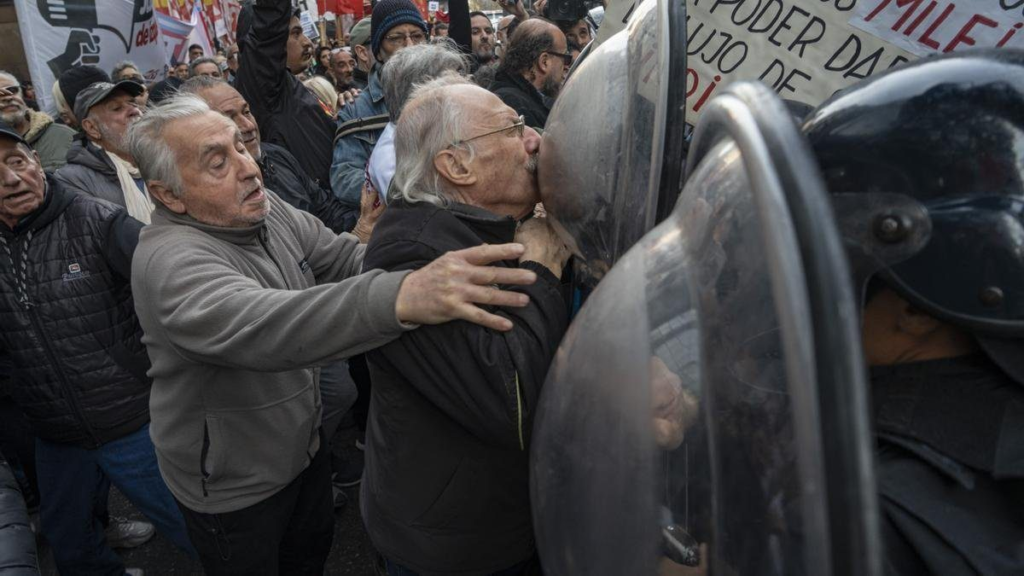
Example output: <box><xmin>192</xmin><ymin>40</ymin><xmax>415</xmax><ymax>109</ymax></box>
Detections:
<box><xmin>492</xmin><ymin>69</ymin><xmax>549</xmax><ymax>110</ymax></box>
<box><xmin>444</xmin><ymin>201</ymin><xmax>518</xmax><ymax>245</ymax></box>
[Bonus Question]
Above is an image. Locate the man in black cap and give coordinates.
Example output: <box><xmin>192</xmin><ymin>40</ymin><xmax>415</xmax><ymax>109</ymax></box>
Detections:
<box><xmin>55</xmin><ymin>65</ymin><xmax>110</xmax><ymax>129</ymax></box>
<box><xmin>54</xmin><ymin>80</ymin><xmax>153</xmax><ymax>223</ymax></box>
<box><xmin>329</xmin><ymin>0</ymin><xmax>428</xmax><ymax>207</ymax></box>
<box><xmin>0</xmin><ymin>121</ymin><xmax>194</xmax><ymax>575</ymax></box>
<box><xmin>147</xmin><ymin>73</ymin><xmax>184</xmax><ymax>105</ymax></box>
<box><xmin>234</xmin><ymin>0</ymin><xmax>331</xmax><ymax>187</ymax></box>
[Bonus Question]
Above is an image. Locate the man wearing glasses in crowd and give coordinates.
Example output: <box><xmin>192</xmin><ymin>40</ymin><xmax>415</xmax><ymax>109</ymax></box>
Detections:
<box><xmin>361</xmin><ymin>73</ymin><xmax>570</xmax><ymax>576</ymax></box>
<box><xmin>111</xmin><ymin>61</ymin><xmax>151</xmax><ymax>108</ymax></box>
<box><xmin>490</xmin><ymin>19</ymin><xmax>570</xmax><ymax>129</ymax></box>
<box><xmin>329</xmin><ymin>0</ymin><xmax>428</xmax><ymax>207</ymax></box>
<box><xmin>0</xmin><ymin>70</ymin><xmax>74</xmax><ymax>171</ymax></box>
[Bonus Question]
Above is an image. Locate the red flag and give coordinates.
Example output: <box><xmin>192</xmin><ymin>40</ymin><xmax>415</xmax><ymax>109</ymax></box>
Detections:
<box><xmin>412</xmin><ymin>0</ymin><xmax>428</xmax><ymax>20</ymax></box>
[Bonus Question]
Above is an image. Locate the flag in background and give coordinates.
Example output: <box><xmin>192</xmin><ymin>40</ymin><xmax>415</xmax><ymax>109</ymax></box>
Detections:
<box><xmin>154</xmin><ymin>9</ymin><xmax>195</xmax><ymax>64</ymax></box>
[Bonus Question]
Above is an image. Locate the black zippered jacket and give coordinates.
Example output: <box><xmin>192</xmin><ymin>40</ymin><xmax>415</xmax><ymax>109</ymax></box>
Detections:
<box><xmin>236</xmin><ymin>0</ymin><xmax>337</xmax><ymax>187</ymax></box>
<box><xmin>260</xmin><ymin>142</ymin><xmax>359</xmax><ymax>234</ymax></box>
<box><xmin>361</xmin><ymin>200</ymin><xmax>568</xmax><ymax>575</ymax></box>
<box><xmin>0</xmin><ymin>176</ymin><xmax>149</xmax><ymax>448</ymax></box>
<box><xmin>490</xmin><ymin>70</ymin><xmax>551</xmax><ymax>130</ymax></box>
<box><xmin>0</xmin><ymin>451</ymin><xmax>38</xmax><ymax>574</ymax></box>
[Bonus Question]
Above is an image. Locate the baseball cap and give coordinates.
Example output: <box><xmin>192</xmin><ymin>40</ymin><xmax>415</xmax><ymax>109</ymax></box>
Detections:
<box><xmin>0</xmin><ymin>120</ymin><xmax>28</xmax><ymax>146</ymax></box>
<box><xmin>349</xmin><ymin>17</ymin><xmax>372</xmax><ymax>48</ymax></box>
<box><xmin>73</xmin><ymin>81</ymin><xmax>145</xmax><ymax>123</ymax></box>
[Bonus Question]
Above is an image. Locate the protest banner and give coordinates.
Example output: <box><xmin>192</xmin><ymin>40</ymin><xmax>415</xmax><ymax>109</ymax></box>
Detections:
<box><xmin>14</xmin><ymin>0</ymin><xmax>169</xmax><ymax>114</ymax></box>
<box><xmin>684</xmin><ymin>0</ymin><xmax>1024</xmax><ymax>121</ymax></box>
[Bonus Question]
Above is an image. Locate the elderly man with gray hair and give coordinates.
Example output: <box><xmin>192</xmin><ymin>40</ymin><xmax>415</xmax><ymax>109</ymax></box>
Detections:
<box><xmin>55</xmin><ymin>80</ymin><xmax>153</xmax><ymax>223</ymax></box>
<box><xmin>126</xmin><ymin>93</ymin><xmax>542</xmax><ymax>574</ymax></box>
<box><xmin>360</xmin><ymin>75</ymin><xmax>570</xmax><ymax>575</ymax></box>
<box><xmin>367</xmin><ymin>41</ymin><xmax>469</xmax><ymax>202</ymax></box>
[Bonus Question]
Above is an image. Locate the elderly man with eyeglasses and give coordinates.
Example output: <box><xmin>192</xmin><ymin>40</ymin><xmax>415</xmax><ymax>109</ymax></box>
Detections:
<box><xmin>360</xmin><ymin>74</ymin><xmax>570</xmax><ymax>576</ymax></box>
<box><xmin>329</xmin><ymin>0</ymin><xmax>428</xmax><ymax>208</ymax></box>
<box><xmin>0</xmin><ymin>70</ymin><xmax>74</xmax><ymax>171</ymax></box>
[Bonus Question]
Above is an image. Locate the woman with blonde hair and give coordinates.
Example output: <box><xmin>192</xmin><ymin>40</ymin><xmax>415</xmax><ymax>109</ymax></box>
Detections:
<box><xmin>303</xmin><ymin>75</ymin><xmax>339</xmax><ymax>118</ymax></box>
<box><xmin>51</xmin><ymin>80</ymin><xmax>75</xmax><ymax>127</ymax></box>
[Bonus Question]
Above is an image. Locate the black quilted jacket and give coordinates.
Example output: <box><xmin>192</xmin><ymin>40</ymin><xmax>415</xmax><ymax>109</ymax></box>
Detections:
<box><xmin>0</xmin><ymin>451</ymin><xmax>39</xmax><ymax>574</ymax></box>
<box><xmin>0</xmin><ymin>176</ymin><xmax>150</xmax><ymax>448</ymax></box>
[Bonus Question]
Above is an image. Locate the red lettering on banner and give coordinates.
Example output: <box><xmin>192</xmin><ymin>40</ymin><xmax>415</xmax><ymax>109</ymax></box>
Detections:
<box><xmin>135</xmin><ymin>22</ymin><xmax>159</xmax><ymax>47</ymax></box>
<box><xmin>944</xmin><ymin>14</ymin><xmax>999</xmax><ymax>51</ymax></box>
<box><xmin>916</xmin><ymin>3</ymin><xmax>955</xmax><ymax>48</ymax></box>
<box><xmin>998</xmin><ymin>22</ymin><xmax>1024</xmax><ymax>46</ymax></box>
<box><xmin>861</xmin><ymin>0</ymin><xmax>1014</xmax><ymax>53</ymax></box>
<box><xmin>685</xmin><ymin>69</ymin><xmax>722</xmax><ymax>113</ymax></box>
<box><xmin>904</xmin><ymin>1</ymin><xmax>937</xmax><ymax>36</ymax></box>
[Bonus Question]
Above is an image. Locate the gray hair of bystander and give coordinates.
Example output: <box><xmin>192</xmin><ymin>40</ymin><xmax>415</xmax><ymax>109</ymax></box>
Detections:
<box><xmin>178</xmin><ymin>74</ymin><xmax>228</xmax><ymax>96</ymax></box>
<box><xmin>127</xmin><ymin>94</ymin><xmax>213</xmax><ymax>198</ymax></box>
<box><xmin>380</xmin><ymin>40</ymin><xmax>470</xmax><ymax>124</ymax></box>
<box><xmin>392</xmin><ymin>72</ymin><xmax>476</xmax><ymax>206</ymax></box>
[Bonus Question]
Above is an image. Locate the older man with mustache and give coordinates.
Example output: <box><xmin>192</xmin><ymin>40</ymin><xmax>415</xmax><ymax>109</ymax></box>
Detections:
<box><xmin>360</xmin><ymin>75</ymin><xmax>571</xmax><ymax>576</ymax></box>
<box><xmin>127</xmin><ymin>93</ymin><xmax>545</xmax><ymax>575</ymax></box>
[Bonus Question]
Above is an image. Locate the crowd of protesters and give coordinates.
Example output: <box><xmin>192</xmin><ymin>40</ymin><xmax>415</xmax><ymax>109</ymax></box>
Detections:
<box><xmin>0</xmin><ymin>0</ymin><xmax>590</xmax><ymax>574</ymax></box>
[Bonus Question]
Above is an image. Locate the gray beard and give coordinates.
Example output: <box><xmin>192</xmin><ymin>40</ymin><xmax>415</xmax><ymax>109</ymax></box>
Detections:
<box><xmin>97</xmin><ymin>122</ymin><xmax>132</xmax><ymax>156</ymax></box>
<box><xmin>0</xmin><ymin>106</ymin><xmax>28</xmax><ymax>129</ymax></box>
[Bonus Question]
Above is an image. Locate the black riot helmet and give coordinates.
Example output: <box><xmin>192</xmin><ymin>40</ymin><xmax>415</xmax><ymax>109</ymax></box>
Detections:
<box><xmin>803</xmin><ymin>48</ymin><xmax>1024</xmax><ymax>380</ymax></box>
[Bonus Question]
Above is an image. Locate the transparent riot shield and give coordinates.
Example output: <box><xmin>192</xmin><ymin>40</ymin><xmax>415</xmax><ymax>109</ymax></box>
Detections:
<box><xmin>539</xmin><ymin>0</ymin><xmax>685</xmax><ymax>285</ymax></box>
<box><xmin>531</xmin><ymin>82</ymin><xmax>881</xmax><ymax>576</ymax></box>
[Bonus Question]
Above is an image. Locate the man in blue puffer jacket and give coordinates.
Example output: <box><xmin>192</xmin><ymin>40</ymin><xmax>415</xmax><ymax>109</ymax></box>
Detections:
<box><xmin>0</xmin><ymin>123</ymin><xmax>195</xmax><ymax>575</ymax></box>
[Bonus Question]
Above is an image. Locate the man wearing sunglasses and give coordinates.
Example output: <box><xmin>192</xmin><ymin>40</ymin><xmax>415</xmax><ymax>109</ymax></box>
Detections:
<box><xmin>491</xmin><ymin>19</ymin><xmax>569</xmax><ymax>129</ymax></box>
<box><xmin>111</xmin><ymin>61</ymin><xmax>151</xmax><ymax>108</ymax></box>
<box><xmin>360</xmin><ymin>75</ymin><xmax>570</xmax><ymax>576</ymax></box>
<box><xmin>0</xmin><ymin>70</ymin><xmax>74</xmax><ymax>172</ymax></box>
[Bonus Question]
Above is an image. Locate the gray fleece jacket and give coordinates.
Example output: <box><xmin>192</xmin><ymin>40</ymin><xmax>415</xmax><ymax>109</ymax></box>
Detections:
<box><xmin>132</xmin><ymin>191</ymin><xmax>412</xmax><ymax>514</ymax></box>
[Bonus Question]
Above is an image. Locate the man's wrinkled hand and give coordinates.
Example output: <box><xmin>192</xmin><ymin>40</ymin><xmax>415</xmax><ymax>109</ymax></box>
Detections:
<box><xmin>353</xmin><ymin>182</ymin><xmax>384</xmax><ymax>243</ymax></box>
<box><xmin>515</xmin><ymin>217</ymin><xmax>570</xmax><ymax>279</ymax></box>
<box><xmin>395</xmin><ymin>243</ymin><xmax>537</xmax><ymax>331</ymax></box>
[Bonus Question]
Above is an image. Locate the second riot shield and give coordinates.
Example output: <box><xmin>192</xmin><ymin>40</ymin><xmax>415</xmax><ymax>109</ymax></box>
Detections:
<box><xmin>530</xmin><ymin>82</ymin><xmax>880</xmax><ymax>576</ymax></box>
